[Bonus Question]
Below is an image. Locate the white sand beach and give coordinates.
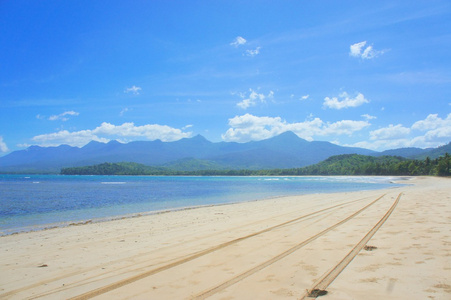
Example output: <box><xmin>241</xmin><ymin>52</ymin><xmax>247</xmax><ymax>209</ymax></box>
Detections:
<box><xmin>0</xmin><ymin>176</ymin><xmax>450</xmax><ymax>299</ymax></box>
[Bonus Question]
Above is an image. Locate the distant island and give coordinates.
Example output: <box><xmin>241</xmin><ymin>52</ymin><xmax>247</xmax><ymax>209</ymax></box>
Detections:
<box><xmin>61</xmin><ymin>154</ymin><xmax>451</xmax><ymax>177</ymax></box>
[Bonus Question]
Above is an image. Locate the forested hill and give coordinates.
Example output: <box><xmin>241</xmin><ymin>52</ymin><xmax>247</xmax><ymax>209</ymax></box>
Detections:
<box><xmin>60</xmin><ymin>162</ymin><xmax>168</xmax><ymax>175</ymax></box>
<box><xmin>61</xmin><ymin>154</ymin><xmax>451</xmax><ymax>176</ymax></box>
<box><xmin>288</xmin><ymin>154</ymin><xmax>449</xmax><ymax>176</ymax></box>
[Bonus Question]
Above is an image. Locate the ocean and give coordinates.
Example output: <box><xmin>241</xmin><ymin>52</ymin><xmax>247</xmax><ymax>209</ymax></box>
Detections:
<box><xmin>0</xmin><ymin>175</ymin><xmax>403</xmax><ymax>235</ymax></box>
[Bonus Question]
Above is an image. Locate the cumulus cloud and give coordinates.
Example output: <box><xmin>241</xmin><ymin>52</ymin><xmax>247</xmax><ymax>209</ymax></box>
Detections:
<box><xmin>48</xmin><ymin>111</ymin><xmax>79</xmax><ymax>121</ymax></box>
<box><xmin>350</xmin><ymin>41</ymin><xmax>385</xmax><ymax>59</ymax></box>
<box><xmin>415</xmin><ymin>127</ymin><xmax>451</xmax><ymax>144</ymax></box>
<box><xmin>300</xmin><ymin>95</ymin><xmax>310</xmax><ymax>101</ymax></box>
<box><xmin>236</xmin><ymin>89</ymin><xmax>273</xmax><ymax>109</ymax></box>
<box><xmin>222</xmin><ymin>114</ymin><xmax>370</xmax><ymax>143</ymax></box>
<box><xmin>323</xmin><ymin>92</ymin><xmax>369</xmax><ymax>109</ymax></box>
<box><xmin>230</xmin><ymin>36</ymin><xmax>247</xmax><ymax>47</ymax></box>
<box><xmin>362</xmin><ymin>114</ymin><xmax>377</xmax><ymax>120</ymax></box>
<box><xmin>92</xmin><ymin>122</ymin><xmax>192</xmax><ymax>141</ymax></box>
<box><xmin>30</xmin><ymin>122</ymin><xmax>193</xmax><ymax>147</ymax></box>
<box><xmin>222</xmin><ymin>114</ymin><xmax>286</xmax><ymax>142</ymax></box>
<box><xmin>124</xmin><ymin>85</ymin><xmax>142</xmax><ymax>95</ymax></box>
<box><xmin>245</xmin><ymin>47</ymin><xmax>261</xmax><ymax>57</ymax></box>
<box><xmin>0</xmin><ymin>136</ymin><xmax>9</xmax><ymax>152</ymax></box>
<box><xmin>411</xmin><ymin>113</ymin><xmax>451</xmax><ymax>131</ymax></box>
<box><xmin>411</xmin><ymin>113</ymin><xmax>451</xmax><ymax>144</ymax></box>
<box><xmin>32</xmin><ymin>130</ymin><xmax>109</xmax><ymax>147</ymax></box>
<box><xmin>370</xmin><ymin>124</ymin><xmax>411</xmax><ymax>140</ymax></box>
<box><xmin>321</xmin><ymin>120</ymin><xmax>370</xmax><ymax>136</ymax></box>
<box><xmin>350</xmin><ymin>41</ymin><xmax>366</xmax><ymax>57</ymax></box>
<box><xmin>356</xmin><ymin>113</ymin><xmax>451</xmax><ymax>150</ymax></box>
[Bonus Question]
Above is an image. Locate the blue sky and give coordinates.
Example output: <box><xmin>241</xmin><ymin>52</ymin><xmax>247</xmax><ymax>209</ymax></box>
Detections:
<box><xmin>1</xmin><ymin>0</ymin><xmax>451</xmax><ymax>155</ymax></box>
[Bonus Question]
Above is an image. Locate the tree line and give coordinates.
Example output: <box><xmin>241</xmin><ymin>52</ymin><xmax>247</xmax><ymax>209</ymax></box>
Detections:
<box><xmin>60</xmin><ymin>153</ymin><xmax>451</xmax><ymax>176</ymax></box>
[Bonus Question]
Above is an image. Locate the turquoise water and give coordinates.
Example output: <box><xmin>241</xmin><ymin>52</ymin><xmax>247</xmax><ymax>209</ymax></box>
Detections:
<box><xmin>0</xmin><ymin>175</ymin><xmax>402</xmax><ymax>235</ymax></box>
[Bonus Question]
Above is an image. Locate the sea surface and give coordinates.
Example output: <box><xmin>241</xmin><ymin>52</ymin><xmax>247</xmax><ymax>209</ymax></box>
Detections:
<box><xmin>0</xmin><ymin>175</ymin><xmax>403</xmax><ymax>235</ymax></box>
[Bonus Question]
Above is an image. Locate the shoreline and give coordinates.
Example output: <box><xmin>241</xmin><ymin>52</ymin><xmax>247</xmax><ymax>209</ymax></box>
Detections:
<box><xmin>1</xmin><ymin>200</ymin><xmax>260</xmax><ymax>237</ymax></box>
<box><xmin>1</xmin><ymin>176</ymin><xmax>449</xmax><ymax>299</ymax></box>
<box><xmin>0</xmin><ymin>175</ymin><xmax>408</xmax><ymax>237</ymax></box>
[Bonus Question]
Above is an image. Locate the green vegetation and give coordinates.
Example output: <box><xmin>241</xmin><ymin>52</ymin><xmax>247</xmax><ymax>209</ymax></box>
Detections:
<box><xmin>61</xmin><ymin>153</ymin><xmax>451</xmax><ymax>176</ymax></box>
<box><xmin>60</xmin><ymin>162</ymin><xmax>168</xmax><ymax>175</ymax></box>
<box><xmin>280</xmin><ymin>154</ymin><xmax>450</xmax><ymax>176</ymax></box>
<box><xmin>163</xmin><ymin>158</ymin><xmax>227</xmax><ymax>171</ymax></box>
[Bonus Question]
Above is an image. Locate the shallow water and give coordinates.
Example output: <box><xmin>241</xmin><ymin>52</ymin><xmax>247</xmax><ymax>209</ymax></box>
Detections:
<box><xmin>0</xmin><ymin>175</ymin><xmax>402</xmax><ymax>235</ymax></box>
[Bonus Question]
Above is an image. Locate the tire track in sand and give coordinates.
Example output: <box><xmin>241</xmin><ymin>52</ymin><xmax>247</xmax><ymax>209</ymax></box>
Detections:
<box><xmin>301</xmin><ymin>193</ymin><xmax>402</xmax><ymax>299</ymax></box>
<box><xmin>61</xmin><ymin>196</ymin><xmax>380</xmax><ymax>300</ymax></box>
<box><xmin>191</xmin><ymin>194</ymin><xmax>387</xmax><ymax>299</ymax></box>
<box><xmin>2</xmin><ymin>196</ymin><xmax>365</xmax><ymax>299</ymax></box>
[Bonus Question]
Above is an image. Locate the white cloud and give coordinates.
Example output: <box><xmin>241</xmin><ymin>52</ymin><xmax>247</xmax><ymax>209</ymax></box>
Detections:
<box><xmin>411</xmin><ymin>113</ymin><xmax>451</xmax><ymax>144</ymax></box>
<box><xmin>237</xmin><ymin>99</ymin><xmax>254</xmax><ymax>110</ymax></box>
<box><xmin>411</xmin><ymin>113</ymin><xmax>451</xmax><ymax>131</ymax></box>
<box><xmin>236</xmin><ymin>89</ymin><xmax>272</xmax><ymax>109</ymax></box>
<box><xmin>350</xmin><ymin>139</ymin><xmax>413</xmax><ymax>151</ymax></box>
<box><xmin>350</xmin><ymin>41</ymin><xmax>367</xmax><ymax>57</ymax></box>
<box><xmin>362</xmin><ymin>114</ymin><xmax>377</xmax><ymax>120</ymax></box>
<box><xmin>321</xmin><ymin>120</ymin><xmax>370</xmax><ymax>136</ymax></box>
<box><xmin>222</xmin><ymin>114</ymin><xmax>370</xmax><ymax>143</ymax></box>
<box><xmin>362</xmin><ymin>45</ymin><xmax>377</xmax><ymax>59</ymax></box>
<box><xmin>230</xmin><ymin>36</ymin><xmax>261</xmax><ymax>57</ymax></box>
<box><xmin>360</xmin><ymin>113</ymin><xmax>451</xmax><ymax>150</ymax></box>
<box><xmin>92</xmin><ymin>122</ymin><xmax>192</xmax><ymax>141</ymax></box>
<box><xmin>48</xmin><ymin>111</ymin><xmax>79</xmax><ymax>121</ymax></box>
<box><xmin>124</xmin><ymin>85</ymin><xmax>142</xmax><ymax>95</ymax></box>
<box><xmin>323</xmin><ymin>92</ymin><xmax>369</xmax><ymax>109</ymax></box>
<box><xmin>245</xmin><ymin>47</ymin><xmax>261</xmax><ymax>57</ymax></box>
<box><xmin>223</xmin><ymin>114</ymin><xmax>285</xmax><ymax>142</ymax></box>
<box><xmin>0</xmin><ymin>136</ymin><xmax>9</xmax><ymax>152</ymax></box>
<box><xmin>120</xmin><ymin>108</ymin><xmax>130</xmax><ymax>116</ymax></box>
<box><xmin>370</xmin><ymin>124</ymin><xmax>410</xmax><ymax>140</ymax></box>
<box><xmin>300</xmin><ymin>95</ymin><xmax>310</xmax><ymax>101</ymax></box>
<box><xmin>230</xmin><ymin>36</ymin><xmax>247</xmax><ymax>47</ymax></box>
<box><xmin>350</xmin><ymin>41</ymin><xmax>385</xmax><ymax>59</ymax></box>
<box><xmin>30</xmin><ymin>122</ymin><xmax>193</xmax><ymax>147</ymax></box>
<box><xmin>32</xmin><ymin>130</ymin><xmax>109</xmax><ymax>147</ymax></box>
<box><xmin>415</xmin><ymin>127</ymin><xmax>451</xmax><ymax>144</ymax></box>
<box><xmin>267</xmin><ymin>90</ymin><xmax>274</xmax><ymax>100</ymax></box>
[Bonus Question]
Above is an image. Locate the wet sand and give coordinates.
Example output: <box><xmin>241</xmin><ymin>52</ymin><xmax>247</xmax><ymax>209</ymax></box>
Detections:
<box><xmin>0</xmin><ymin>176</ymin><xmax>450</xmax><ymax>299</ymax></box>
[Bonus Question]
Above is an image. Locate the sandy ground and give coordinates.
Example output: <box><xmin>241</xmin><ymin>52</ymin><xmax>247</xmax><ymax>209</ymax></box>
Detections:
<box><xmin>0</xmin><ymin>176</ymin><xmax>450</xmax><ymax>300</ymax></box>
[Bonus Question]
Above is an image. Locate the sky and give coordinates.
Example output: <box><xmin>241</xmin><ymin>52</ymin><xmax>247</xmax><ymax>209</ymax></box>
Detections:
<box><xmin>1</xmin><ymin>0</ymin><xmax>451</xmax><ymax>156</ymax></box>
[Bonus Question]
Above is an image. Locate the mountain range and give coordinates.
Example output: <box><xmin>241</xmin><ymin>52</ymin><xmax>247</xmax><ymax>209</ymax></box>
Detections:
<box><xmin>0</xmin><ymin>131</ymin><xmax>449</xmax><ymax>173</ymax></box>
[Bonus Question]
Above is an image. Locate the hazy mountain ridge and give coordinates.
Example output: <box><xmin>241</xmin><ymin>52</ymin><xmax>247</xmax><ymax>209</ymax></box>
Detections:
<box><xmin>0</xmin><ymin>131</ymin><xmax>448</xmax><ymax>173</ymax></box>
